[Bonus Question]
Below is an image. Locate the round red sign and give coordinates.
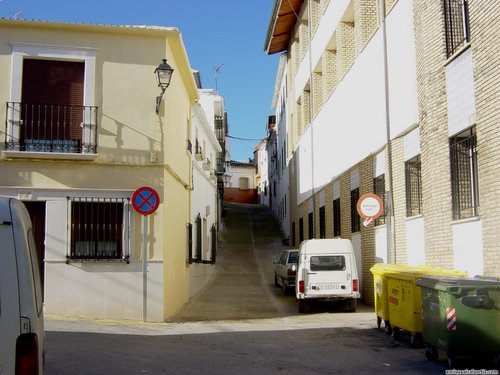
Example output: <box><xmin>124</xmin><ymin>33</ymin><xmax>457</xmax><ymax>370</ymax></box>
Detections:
<box><xmin>132</xmin><ymin>186</ymin><xmax>160</xmax><ymax>216</ymax></box>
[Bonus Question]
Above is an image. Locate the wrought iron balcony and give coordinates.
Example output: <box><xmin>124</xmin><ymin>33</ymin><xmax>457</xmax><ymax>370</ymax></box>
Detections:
<box><xmin>4</xmin><ymin>102</ymin><xmax>98</xmax><ymax>154</ymax></box>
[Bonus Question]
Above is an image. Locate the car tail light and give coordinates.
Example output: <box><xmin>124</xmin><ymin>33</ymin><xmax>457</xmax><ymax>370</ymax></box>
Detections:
<box><xmin>299</xmin><ymin>280</ymin><xmax>305</xmax><ymax>293</ymax></box>
<box><xmin>353</xmin><ymin>279</ymin><xmax>359</xmax><ymax>292</ymax></box>
<box><xmin>287</xmin><ymin>269</ymin><xmax>296</xmax><ymax>277</ymax></box>
<box><xmin>16</xmin><ymin>333</ymin><xmax>39</xmax><ymax>375</ymax></box>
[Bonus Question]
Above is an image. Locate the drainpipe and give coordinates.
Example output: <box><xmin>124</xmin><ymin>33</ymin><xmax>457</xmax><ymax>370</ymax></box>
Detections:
<box><xmin>307</xmin><ymin>1</ymin><xmax>317</xmax><ymax>238</ymax></box>
<box><xmin>379</xmin><ymin>0</ymin><xmax>396</xmax><ymax>263</ymax></box>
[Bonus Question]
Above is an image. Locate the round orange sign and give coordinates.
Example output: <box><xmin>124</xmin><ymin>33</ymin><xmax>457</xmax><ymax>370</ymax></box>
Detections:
<box><xmin>356</xmin><ymin>193</ymin><xmax>384</xmax><ymax>226</ymax></box>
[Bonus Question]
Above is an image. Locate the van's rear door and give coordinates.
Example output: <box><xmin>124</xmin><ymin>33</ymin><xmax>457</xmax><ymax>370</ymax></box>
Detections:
<box><xmin>0</xmin><ymin>199</ymin><xmax>21</xmax><ymax>375</ymax></box>
<box><xmin>304</xmin><ymin>253</ymin><xmax>353</xmax><ymax>297</ymax></box>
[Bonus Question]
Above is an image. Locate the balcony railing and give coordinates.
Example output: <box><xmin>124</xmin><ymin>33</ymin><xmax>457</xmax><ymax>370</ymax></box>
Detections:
<box><xmin>4</xmin><ymin>102</ymin><xmax>98</xmax><ymax>154</ymax></box>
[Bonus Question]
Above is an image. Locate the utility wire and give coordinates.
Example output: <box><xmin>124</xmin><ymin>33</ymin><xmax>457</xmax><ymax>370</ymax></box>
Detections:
<box><xmin>227</xmin><ymin>135</ymin><xmax>263</xmax><ymax>142</ymax></box>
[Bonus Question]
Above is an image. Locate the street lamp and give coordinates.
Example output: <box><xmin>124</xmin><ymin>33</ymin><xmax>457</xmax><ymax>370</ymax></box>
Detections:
<box><xmin>154</xmin><ymin>59</ymin><xmax>174</xmax><ymax>114</ymax></box>
<box><xmin>222</xmin><ymin>172</ymin><xmax>232</xmax><ymax>185</ymax></box>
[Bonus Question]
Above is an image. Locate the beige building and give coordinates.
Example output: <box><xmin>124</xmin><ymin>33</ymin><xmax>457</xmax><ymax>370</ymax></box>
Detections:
<box><xmin>265</xmin><ymin>0</ymin><xmax>500</xmax><ymax>304</ymax></box>
<box><xmin>0</xmin><ymin>19</ymin><xmax>200</xmax><ymax>321</ymax></box>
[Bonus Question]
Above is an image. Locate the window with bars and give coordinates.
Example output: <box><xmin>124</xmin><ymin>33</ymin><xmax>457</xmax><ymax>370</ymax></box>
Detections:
<box><xmin>443</xmin><ymin>0</ymin><xmax>470</xmax><ymax>58</ymax></box>
<box><xmin>319</xmin><ymin>206</ymin><xmax>326</xmax><ymax>239</ymax></box>
<box><xmin>405</xmin><ymin>155</ymin><xmax>423</xmax><ymax>217</ymax></box>
<box><xmin>351</xmin><ymin>188</ymin><xmax>360</xmax><ymax>233</ymax></box>
<box><xmin>69</xmin><ymin>197</ymin><xmax>130</xmax><ymax>260</ymax></box>
<box><xmin>450</xmin><ymin>127</ymin><xmax>479</xmax><ymax>220</ymax></box>
<box><xmin>299</xmin><ymin>217</ymin><xmax>304</xmax><ymax>243</ymax></box>
<box><xmin>373</xmin><ymin>175</ymin><xmax>386</xmax><ymax>226</ymax></box>
<box><xmin>308</xmin><ymin>212</ymin><xmax>314</xmax><ymax>239</ymax></box>
<box><xmin>333</xmin><ymin>198</ymin><xmax>341</xmax><ymax>237</ymax></box>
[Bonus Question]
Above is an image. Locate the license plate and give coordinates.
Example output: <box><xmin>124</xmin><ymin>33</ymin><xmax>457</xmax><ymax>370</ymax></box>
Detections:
<box><xmin>316</xmin><ymin>283</ymin><xmax>341</xmax><ymax>290</ymax></box>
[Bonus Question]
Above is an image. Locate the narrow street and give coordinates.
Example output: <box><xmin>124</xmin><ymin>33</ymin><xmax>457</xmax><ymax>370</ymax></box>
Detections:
<box><xmin>45</xmin><ymin>203</ymin><xmax>466</xmax><ymax>374</ymax></box>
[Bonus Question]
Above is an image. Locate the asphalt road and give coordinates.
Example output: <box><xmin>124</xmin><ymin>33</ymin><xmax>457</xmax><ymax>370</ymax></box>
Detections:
<box><xmin>44</xmin><ymin>203</ymin><xmax>496</xmax><ymax>374</ymax></box>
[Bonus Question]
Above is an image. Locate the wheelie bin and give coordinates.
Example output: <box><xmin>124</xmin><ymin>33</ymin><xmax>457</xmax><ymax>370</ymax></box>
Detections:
<box><xmin>416</xmin><ymin>276</ymin><xmax>500</xmax><ymax>367</ymax></box>
<box><xmin>384</xmin><ymin>267</ymin><xmax>467</xmax><ymax>347</ymax></box>
<box><xmin>370</xmin><ymin>263</ymin><xmax>415</xmax><ymax>334</ymax></box>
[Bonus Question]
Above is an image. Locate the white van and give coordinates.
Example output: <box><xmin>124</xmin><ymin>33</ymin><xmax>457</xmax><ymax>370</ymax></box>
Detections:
<box><xmin>296</xmin><ymin>239</ymin><xmax>360</xmax><ymax>313</ymax></box>
<box><xmin>0</xmin><ymin>197</ymin><xmax>44</xmax><ymax>374</ymax></box>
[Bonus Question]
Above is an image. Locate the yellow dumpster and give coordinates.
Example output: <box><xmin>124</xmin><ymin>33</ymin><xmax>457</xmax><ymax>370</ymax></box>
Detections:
<box><xmin>385</xmin><ymin>267</ymin><xmax>467</xmax><ymax>347</ymax></box>
<box><xmin>370</xmin><ymin>263</ymin><xmax>415</xmax><ymax>334</ymax></box>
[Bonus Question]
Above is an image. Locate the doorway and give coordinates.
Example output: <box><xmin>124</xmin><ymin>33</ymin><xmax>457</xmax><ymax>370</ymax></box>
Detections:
<box><xmin>23</xmin><ymin>201</ymin><xmax>46</xmax><ymax>299</ymax></box>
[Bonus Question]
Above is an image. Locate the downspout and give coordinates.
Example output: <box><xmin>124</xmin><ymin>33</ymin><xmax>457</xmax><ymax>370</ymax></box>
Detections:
<box><xmin>379</xmin><ymin>0</ymin><xmax>396</xmax><ymax>263</ymax></box>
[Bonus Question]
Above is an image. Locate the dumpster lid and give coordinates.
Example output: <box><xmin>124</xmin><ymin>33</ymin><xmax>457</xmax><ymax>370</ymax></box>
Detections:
<box><xmin>416</xmin><ymin>276</ymin><xmax>500</xmax><ymax>291</ymax></box>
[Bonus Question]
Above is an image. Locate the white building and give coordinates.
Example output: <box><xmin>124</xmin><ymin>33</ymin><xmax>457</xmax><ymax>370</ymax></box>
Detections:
<box><xmin>189</xmin><ymin>85</ymin><xmax>224</xmax><ymax>296</ymax></box>
<box><xmin>254</xmin><ymin>138</ymin><xmax>269</xmax><ymax>206</ymax></box>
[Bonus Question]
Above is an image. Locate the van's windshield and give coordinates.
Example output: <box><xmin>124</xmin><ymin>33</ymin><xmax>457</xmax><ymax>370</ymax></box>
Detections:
<box><xmin>310</xmin><ymin>255</ymin><xmax>346</xmax><ymax>271</ymax></box>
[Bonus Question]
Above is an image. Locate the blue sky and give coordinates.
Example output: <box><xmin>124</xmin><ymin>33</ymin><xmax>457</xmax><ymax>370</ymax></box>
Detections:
<box><xmin>1</xmin><ymin>0</ymin><xmax>280</xmax><ymax>161</ymax></box>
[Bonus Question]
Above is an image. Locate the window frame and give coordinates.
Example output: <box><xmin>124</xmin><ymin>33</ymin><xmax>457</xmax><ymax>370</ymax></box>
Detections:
<box><xmin>405</xmin><ymin>155</ymin><xmax>423</xmax><ymax>217</ymax></box>
<box><xmin>319</xmin><ymin>206</ymin><xmax>326</xmax><ymax>239</ymax></box>
<box><xmin>443</xmin><ymin>0</ymin><xmax>470</xmax><ymax>58</ymax></box>
<box><xmin>351</xmin><ymin>188</ymin><xmax>360</xmax><ymax>233</ymax></box>
<box><xmin>333</xmin><ymin>198</ymin><xmax>341</xmax><ymax>237</ymax></box>
<box><xmin>67</xmin><ymin>197</ymin><xmax>131</xmax><ymax>262</ymax></box>
<box><xmin>373</xmin><ymin>174</ymin><xmax>386</xmax><ymax>226</ymax></box>
<box><xmin>449</xmin><ymin>126</ymin><xmax>479</xmax><ymax>220</ymax></box>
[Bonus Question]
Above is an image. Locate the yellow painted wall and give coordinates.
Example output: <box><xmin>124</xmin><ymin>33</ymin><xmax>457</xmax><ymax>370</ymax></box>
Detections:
<box><xmin>0</xmin><ymin>20</ymin><xmax>197</xmax><ymax>321</ymax></box>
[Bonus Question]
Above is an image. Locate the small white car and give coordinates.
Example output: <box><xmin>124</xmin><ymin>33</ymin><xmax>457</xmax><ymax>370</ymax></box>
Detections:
<box><xmin>0</xmin><ymin>197</ymin><xmax>44</xmax><ymax>374</ymax></box>
<box><xmin>273</xmin><ymin>249</ymin><xmax>298</xmax><ymax>295</ymax></box>
<box><xmin>296</xmin><ymin>239</ymin><xmax>360</xmax><ymax>313</ymax></box>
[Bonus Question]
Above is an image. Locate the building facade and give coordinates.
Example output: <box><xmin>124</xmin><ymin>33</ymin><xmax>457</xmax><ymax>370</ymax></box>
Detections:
<box><xmin>264</xmin><ymin>0</ymin><xmax>500</xmax><ymax>304</ymax></box>
<box><xmin>189</xmin><ymin>88</ymin><xmax>224</xmax><ymax>296</ymax></box>
<box><xmin>0</xmin><ymin>19</ymin><xmax>203</xmax><ymax>321</ymax></box>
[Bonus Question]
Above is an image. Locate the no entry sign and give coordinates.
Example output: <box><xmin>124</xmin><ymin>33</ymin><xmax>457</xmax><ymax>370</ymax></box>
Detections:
<box><xmin>132</xmin><ymin>186</ymin><xmax>160</xmax><ymax>216</ymax></box>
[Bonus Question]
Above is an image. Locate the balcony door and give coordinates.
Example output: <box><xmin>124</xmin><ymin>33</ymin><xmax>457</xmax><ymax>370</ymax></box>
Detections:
<box><xmin>21</xmin><ymin>59</ymin><xmax>84</xmax><ymax>151</ymax></box>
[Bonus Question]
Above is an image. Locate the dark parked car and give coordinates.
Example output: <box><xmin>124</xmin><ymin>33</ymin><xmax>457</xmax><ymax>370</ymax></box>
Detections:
<box><xmin>273</xmin><ymin>249</ymin><xmax>298</xmax><ymax>295</ymax></box>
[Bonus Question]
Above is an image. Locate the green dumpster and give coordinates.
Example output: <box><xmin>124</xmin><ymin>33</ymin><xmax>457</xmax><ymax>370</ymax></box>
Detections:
<box><xmin>416</xmin><ymin>276</ymin><xmax>500</xmax><ymax>367</ymax></box>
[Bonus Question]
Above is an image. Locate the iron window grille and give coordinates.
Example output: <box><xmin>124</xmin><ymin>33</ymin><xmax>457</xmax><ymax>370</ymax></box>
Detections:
<box><xmin>443</xmin><ymin>0</ymin><xmax>470</xmax><ymax>58</ymax></box>
<box><xmin>333</xmin><ymin>198</ymin><xmax>341</xmax><ymax>237</ymax></box>
<box><xmin>373</xmin><ymin>175</ymin><xmax>386</xmax><ymax>226</ymax></box>
<box><xmin>299</xmin><ymin>217</ymin><xmax>304</xmax><ymax>243</ymax></box>
<box><xmin>68</xmin><ymin>197</ymin><xmax>130</xmax><ymax>262</ymax></box>
<box><xmin>405</xmin><ymin>155</ymin><xmax>423</xmax><ymax>217</ymax></box>
<box><xmin>450</xmin><ymin>126</ymin><xmax>479</xmax><ymax>220</ymax></box>
<box><xmin>319</xmin><ymin>206</ymin><xmax>326</xmax><ymax>239</ymax></box>
<box><xmin>351</xmin><ymin>188</ymin><xmax>360</xmax><ymax>233</ymax></box>
<box><xmin>308</xmin><ymin>212</ymin><xmax>314</xmax><ymax>239</ymax></box>
<box><xmin>196</xmin><ymin>214</ymin><xmax>202</xmax><ymax>261</ymax></box>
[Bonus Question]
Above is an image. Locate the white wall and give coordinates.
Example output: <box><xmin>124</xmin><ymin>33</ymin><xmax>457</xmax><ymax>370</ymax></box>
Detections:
<box><xmin>453</xmin><ymin>220</ymin><xmax>484</xmax><ymax>277</ymax></box>
<box><xmin>295</xmin><ymin>0</ymin><xmax>418</xmax><ymax>205</ymax></box>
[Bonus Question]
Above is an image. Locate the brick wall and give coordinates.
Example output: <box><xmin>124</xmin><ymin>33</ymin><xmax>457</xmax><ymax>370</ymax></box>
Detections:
<box><xmin>340</xmin><ymin>172</ymin><xmax>352</xmax><ymax>240</ymax></box>
<box><xmin>469</xmin><ymin>0</ymin><xmax>500</xmax><ymax>276</ymax></box>
<box><xmin>336</xmin><ymin>21</ymin><xmax>355</xmax><ymax>81</ymax></box>
<box><xmin>322</xmin><ymin>49</ymin><xmax>337</xmax><ymax>102</ymax></box>
<box><xmin>413</xmin><ymin>0</ymin><xmax>454</xmax><ymax>268</ymax></box>
<box><xmin>354</xmin><ymin>0</ymin><xmax>378</xmax><ymax>56</ymax></box>
<box><xmin>391</xmin><ymin>137</ymin><xmax>408</xmax><ymax>264</ymax></box>
<box><xmin>359</xmin><ymin>156</ymin><xmax>375</xmax><ymax>305</ymax></box>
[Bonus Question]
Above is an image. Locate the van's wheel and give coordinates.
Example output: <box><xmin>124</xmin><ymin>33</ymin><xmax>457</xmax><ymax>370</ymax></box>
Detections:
<box><xmin>282</xmin><ymin>283</ymin><xmax>288</xmax><ymax>295</ymax></box>
<box><xmin>298</xmin><ymin>300</ymin><xmax>310</xmax><ymax>313</ymax></box>
<box><xmin>346</xmin><ymin>298</ymin><xmax>356</xmax><ymax>312</ymax></box>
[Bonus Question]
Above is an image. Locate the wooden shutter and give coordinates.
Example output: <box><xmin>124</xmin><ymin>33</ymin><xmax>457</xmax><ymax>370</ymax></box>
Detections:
<box><xmin>21</xmin><ymin>59</ymin><xmax>84</xmax><ymax>142</ymax></box>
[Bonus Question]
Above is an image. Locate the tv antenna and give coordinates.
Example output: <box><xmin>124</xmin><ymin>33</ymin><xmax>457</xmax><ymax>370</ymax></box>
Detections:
<box><xmin>214</xmin><ymin>64</ymin><xmax>224</xmax><ymax>92</ymax></box>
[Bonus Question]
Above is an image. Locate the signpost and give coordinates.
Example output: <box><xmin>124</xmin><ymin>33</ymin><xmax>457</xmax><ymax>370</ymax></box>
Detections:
<box><xmin>357</xmin><ymin>193</ymin><xmax>384</xmax><ymax>227</ymax></box>
<box><xmin>132</xmin><ymin>186</ymin><xmax>160</xmax><ymax>322</ymax></box>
